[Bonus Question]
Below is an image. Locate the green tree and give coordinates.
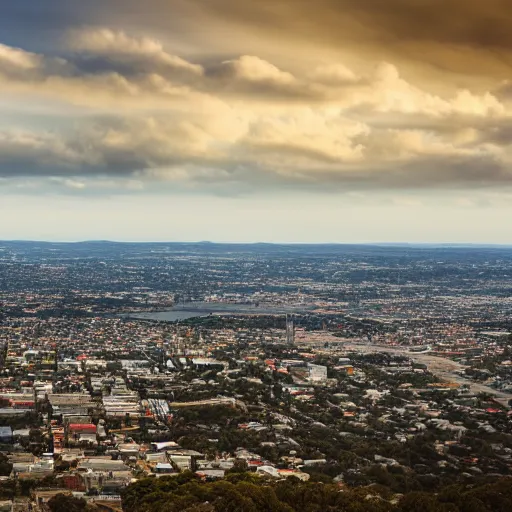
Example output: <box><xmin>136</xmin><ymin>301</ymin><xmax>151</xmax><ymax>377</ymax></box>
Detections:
<box><xmin>398</xmin><ymin>492</ymin><xmax>451</xmax><ymax>512</ymax></box>
<box><xmin>0</xmin><ymin>453</ymin><xmax>12</xmax><ymax>476</ymax></box>
<box><xmin>183</xmin><ymin>505</ymin><xmax>215</xmax><ymax>512</ymax></box>
<box><xmin>227</xmin><ymin>459</ymin><xmax>249</xmax><ymax>474</ymax></box>
<box><xmin>47</xmin><ymin>493</ymin><xmax>89</xmax><ymax>512</ymax></box>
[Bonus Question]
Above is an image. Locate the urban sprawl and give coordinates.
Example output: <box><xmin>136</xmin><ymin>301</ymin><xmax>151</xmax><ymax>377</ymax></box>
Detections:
<box><xmin>1</xmin><ymin>241</ymin><xmax>512</xmax><ymax>511</ymax></box>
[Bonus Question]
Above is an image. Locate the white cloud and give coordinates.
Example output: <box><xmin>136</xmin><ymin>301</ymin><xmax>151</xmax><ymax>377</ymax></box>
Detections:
<box><xmin>220</xmin><ymin>55</ymin><xmax>295</xmax><ymax>84</ymax></box>
<box><xmin>68</xmin><ymin>28</ymin><xmax>204</xmax><ymax>76</ymax></box>
<box><xmin>0</xmin><ymin>43</ymin><xmax>42</xmax><ymax>71</ymax></box>
<box><xmin>0</xmin><ymin>30</ymin><xmax>511</xmax><ymax>193</ymax></box>
<box><xmin>244</xmin><ymin>108</ymin><xmax>368</xmax><ymax>163</ymax></box>
<box><xmin>311</xmin><ymin>63</ymin><xmax>360</xmax><ymax>85</ymax></box>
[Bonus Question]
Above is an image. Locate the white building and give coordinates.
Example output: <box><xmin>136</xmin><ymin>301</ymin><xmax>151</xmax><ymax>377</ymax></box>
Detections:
<box><xmin>307</xmin><ymin>364</ymin><xmax>327</xmax><ymax>382</ymax></box>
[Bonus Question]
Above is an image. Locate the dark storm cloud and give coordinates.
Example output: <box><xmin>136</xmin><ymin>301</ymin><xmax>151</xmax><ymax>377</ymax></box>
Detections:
<box><xmin>189</xmin><ymin>0</ymin><xmax>512</xmax><ymax>79</ymax></box>
<box><xmin>4</xmin><ymin>0</ymin><xmax>512</xmax><ymax>79</ymax></box>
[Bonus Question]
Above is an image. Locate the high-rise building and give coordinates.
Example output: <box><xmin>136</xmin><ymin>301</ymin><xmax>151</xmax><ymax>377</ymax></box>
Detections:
<box><xmin>286</xmin><ymin>314</ymin><xmax>295</xmax><ymax>345</ymax></box>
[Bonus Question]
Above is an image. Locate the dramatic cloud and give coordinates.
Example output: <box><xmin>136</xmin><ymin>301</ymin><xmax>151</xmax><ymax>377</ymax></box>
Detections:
<box><xmin>0</xmin><ymin>3</ymin><xmax>511</xmax><ymax>198</ymax></box>
<box><xmin>0</xmin><ymin>130</ymin><xmax>84</xmax><ymax>176</ymax></box>
<box><xmin>191</xmin><ymin>0</ymin><xmax>512</xmax><ymax>81</ymax></box>
<box><xmin>3</xmin><ymin>2</ymin><xmax>512</xmax><ymax>242</ymax></box>
<box><xmin>67</xmin><ymin>28</ymin><xmax>204</xmax><ymax>78</ymax></box>
<box><xmin>4</xmin><ymin>1</ymin><xmax>512</xmax><ymax>82</ymax></box>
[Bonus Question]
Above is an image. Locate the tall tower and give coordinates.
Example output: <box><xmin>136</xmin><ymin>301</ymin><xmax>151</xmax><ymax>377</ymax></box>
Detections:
<box><xmin>286</xmin><ymin>314</ymin><xmax>295</xmax><ymax>345</ymax></box>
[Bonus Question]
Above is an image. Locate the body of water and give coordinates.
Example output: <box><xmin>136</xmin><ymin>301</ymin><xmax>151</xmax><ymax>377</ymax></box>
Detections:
<box><xmin>125</xmin><ymin>302</ymin><xmax>311</xmax><ymax>322</ymax></box>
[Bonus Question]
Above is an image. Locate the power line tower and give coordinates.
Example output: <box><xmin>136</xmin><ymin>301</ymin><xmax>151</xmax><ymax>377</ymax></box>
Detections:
<box><xmin>286</xmin><ymin>314</ymin><xmax>295</xmax><ymax>346</ymax></box>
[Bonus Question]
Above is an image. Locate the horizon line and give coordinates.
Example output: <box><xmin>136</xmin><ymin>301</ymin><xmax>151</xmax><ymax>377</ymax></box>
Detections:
<box><xmin>2</xmin><ymin>239</ymin><xmax>512</xmax><ymax>248</ymax></box>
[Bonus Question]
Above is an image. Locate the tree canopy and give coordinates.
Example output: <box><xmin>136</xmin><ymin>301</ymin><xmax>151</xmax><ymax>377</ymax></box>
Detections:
<box><xmin>121</xmin><ymin>472</ymin><xmax>512</xmax><ymax>512</ymax></box>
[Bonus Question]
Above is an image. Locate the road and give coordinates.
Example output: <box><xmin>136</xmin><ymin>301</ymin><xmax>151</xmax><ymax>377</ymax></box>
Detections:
<box><xmin>341</xmin><ymin>341</ymin><xmax>512</xmax><ymax>408</ymax></box>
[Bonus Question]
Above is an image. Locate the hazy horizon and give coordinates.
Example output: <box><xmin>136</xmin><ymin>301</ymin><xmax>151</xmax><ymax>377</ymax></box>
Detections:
<box><xmin>3</xmin><ymin>239</ymin><xmax>512</xmax><ymax>248</ymax></box>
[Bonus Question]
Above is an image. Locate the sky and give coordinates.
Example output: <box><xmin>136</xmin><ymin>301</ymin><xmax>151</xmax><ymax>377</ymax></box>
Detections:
<box><xmin>1</xmin><ymin>0</ymin><xmax>512</xmax><ymax>243</ymax></box>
